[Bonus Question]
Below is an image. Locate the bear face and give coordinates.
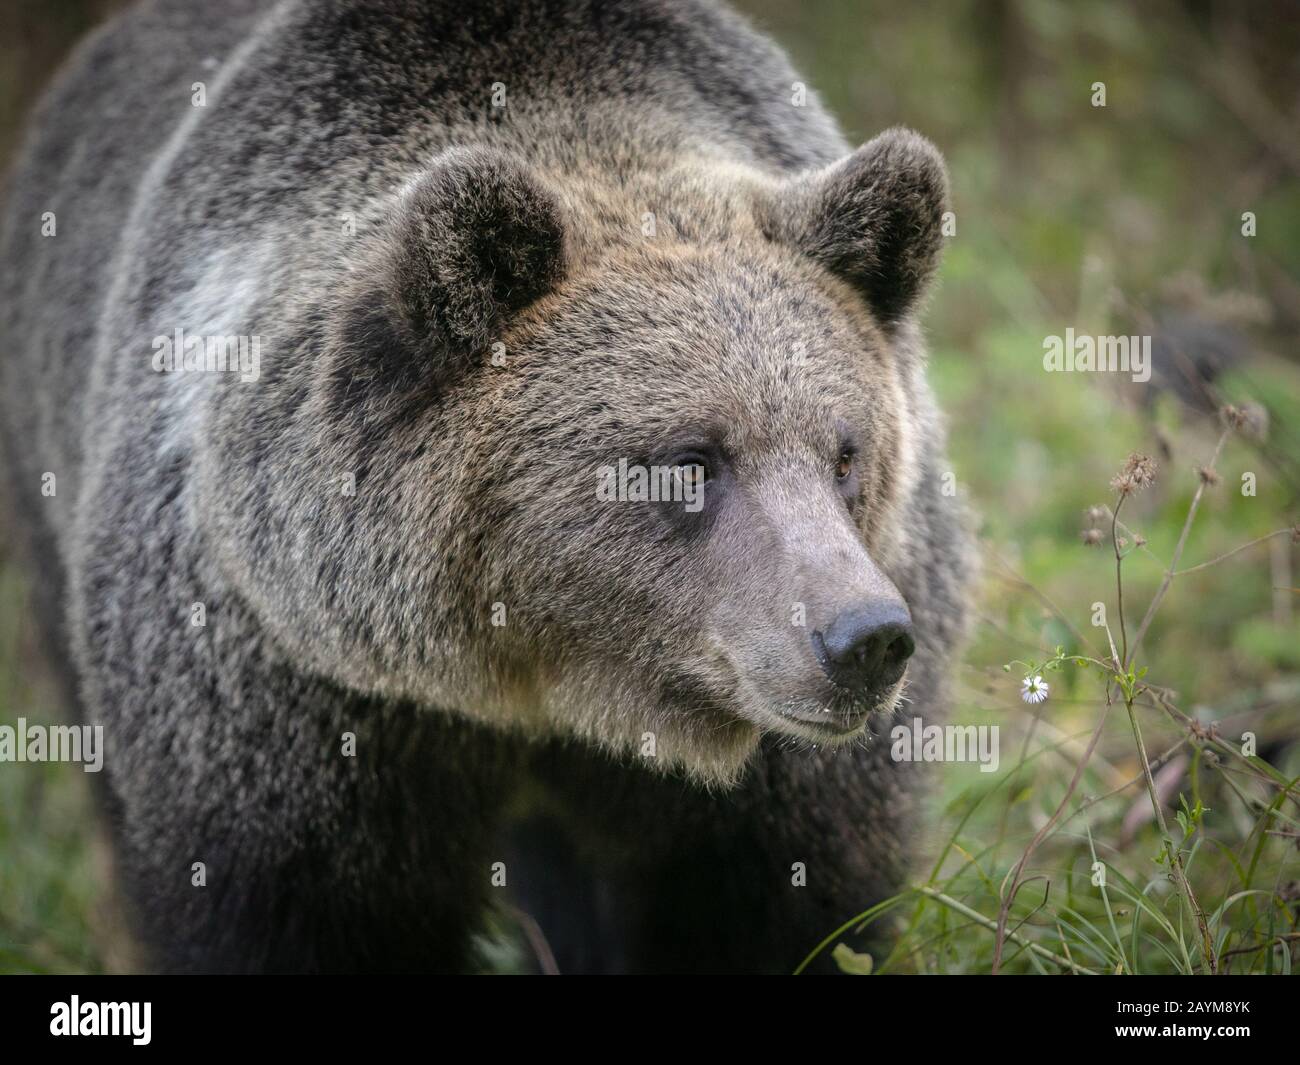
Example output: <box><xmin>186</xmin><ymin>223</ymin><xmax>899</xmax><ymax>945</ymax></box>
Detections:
<box><xmin>488</xmin><ymin>244</ymin><xmax>921</xmax><ymax>760</ymax></box>
<box><xmin>206</xmin><ymin>131</ymin><xmax>948</xmax><ymax>784</ymax></box>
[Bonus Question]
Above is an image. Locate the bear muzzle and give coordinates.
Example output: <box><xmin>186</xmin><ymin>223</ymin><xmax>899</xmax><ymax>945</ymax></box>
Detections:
<box><xmin>812</xmin><ymin>600</ymin><xmax>916</xmax><ymax>697</ymax></box>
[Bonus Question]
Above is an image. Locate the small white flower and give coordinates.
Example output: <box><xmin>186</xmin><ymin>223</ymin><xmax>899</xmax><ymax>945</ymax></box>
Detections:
<box><xmin>1021</xmin><ymin>675</ymin><xmax>1049</xmax><ymax>704</ymax></box>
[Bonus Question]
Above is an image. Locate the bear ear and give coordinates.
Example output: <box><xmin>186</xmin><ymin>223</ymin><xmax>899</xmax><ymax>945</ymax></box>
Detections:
<box><xmin>330</xmin><ymin>147</ymin><xmax>566</xmax><ymax>400</ymax></box>
<box><xmin>762</xmin><ymin>127</ymin><xmax>948</xmax><ymax>327</ymax></box>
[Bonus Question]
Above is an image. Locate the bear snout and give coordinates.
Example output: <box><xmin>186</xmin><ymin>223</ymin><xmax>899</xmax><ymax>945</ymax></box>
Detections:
<box><xmin>812</xmin><ymin>600</ymin><xmax>916</xmax><ymax>697</ymax></box>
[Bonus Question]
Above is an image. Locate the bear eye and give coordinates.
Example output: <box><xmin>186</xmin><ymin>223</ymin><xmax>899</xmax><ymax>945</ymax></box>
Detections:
<box><xmin>672</xmin><ymin>456</ymin><xmax>709</xmax><ymax>489</ymax></box>
<box><xmin>835</xmin><ymin>450</ymin><xmax>854</xmax><ymax>481</ymax></box>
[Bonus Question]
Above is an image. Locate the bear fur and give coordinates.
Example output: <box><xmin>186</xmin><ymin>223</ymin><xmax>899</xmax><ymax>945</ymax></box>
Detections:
<box><xmin>0</xmin><ymin>0</ymin><xmax>973</xmax><ymax>973</ymax></box>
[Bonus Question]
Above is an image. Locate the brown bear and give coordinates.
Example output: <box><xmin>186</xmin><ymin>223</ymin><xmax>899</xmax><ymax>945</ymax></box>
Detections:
<box><xmin>0</xmin><ymin>0</ymin><xmax>972</xmax><ymax>972</ymax></box>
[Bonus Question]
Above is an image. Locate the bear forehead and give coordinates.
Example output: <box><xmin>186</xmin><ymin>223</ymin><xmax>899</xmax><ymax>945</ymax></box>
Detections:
<box><xmin>515</xmin><ymin>244</ymin><xmax>893</xmax><ymax>413</ymax></box>
<box><xmin>483</xmin><ymin>259</ymin><xmax>900</xmax><ymax>473</ymax></box>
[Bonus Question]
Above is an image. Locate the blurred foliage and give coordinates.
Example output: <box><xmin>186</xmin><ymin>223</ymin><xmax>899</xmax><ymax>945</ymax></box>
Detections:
<box><xmin>1</xmin><ymin>0</ymin><xmax>1298</xmax><ymax>972</ymax></box>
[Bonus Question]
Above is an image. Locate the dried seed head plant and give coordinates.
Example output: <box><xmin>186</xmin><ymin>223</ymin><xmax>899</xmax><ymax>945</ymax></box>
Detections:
<box><xmin>988</xmin><ymin>414</ymin><xmax>1295</xmax><ymax>974</ymax></box>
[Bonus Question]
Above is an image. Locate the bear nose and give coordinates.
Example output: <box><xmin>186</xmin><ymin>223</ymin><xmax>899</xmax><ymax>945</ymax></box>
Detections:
<box><xmin>815</xmin><ymin>602</ymin><xmax>915</xmax><ymax>694</ymax></box>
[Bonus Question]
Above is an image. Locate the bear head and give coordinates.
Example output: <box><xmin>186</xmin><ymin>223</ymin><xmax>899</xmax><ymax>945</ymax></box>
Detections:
<box><xmin>222</xmin><ymin>129</ymin><xmax>950</xmax><ymax>784</ymax></box>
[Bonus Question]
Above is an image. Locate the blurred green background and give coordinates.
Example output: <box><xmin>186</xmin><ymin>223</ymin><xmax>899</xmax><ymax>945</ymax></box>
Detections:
<box><xmin>1</xmin><ymin>0</ymin><xmax>1298</xmax><ymax>973</ymax></box>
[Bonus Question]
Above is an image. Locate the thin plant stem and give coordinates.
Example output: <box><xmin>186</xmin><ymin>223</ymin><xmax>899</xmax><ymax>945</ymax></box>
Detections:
<box><xmin>1124</xmin><ymin>695</ymin><xmax>1216</xmax><ymax>972</ymax></box>
<box><xmin>1112</xmin><ymin>495</ymin><xmax>1130</xmax><ymax>667</ymax></box>
<box><xmin>1174</xmin><ymin>528</ymin><xmax>1295</xmax><ymax>577</ymax></box>
<box><xmin>1129</xmin><ymin>429</ymin><xmax>1231</xmax><ymax>659</ymax></box>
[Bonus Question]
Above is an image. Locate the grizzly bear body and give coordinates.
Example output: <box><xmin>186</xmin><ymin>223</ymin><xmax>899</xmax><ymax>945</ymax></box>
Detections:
<box><xmin>0</xmin><ymin>0</ymin><xmax>972</xmax><ymax>973</ymax></box>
